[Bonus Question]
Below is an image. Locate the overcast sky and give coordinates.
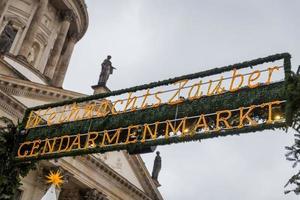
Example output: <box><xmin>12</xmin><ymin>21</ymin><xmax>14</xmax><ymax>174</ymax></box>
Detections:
<box><xmin>65</xmin><ymin>1</ymin><xmax>300</xmax><ymax>199</ymax></box>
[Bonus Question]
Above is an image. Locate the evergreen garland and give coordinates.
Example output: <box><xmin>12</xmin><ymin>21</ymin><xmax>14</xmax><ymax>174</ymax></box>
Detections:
<box><xmin>16</xmin><ymin>122</ymin><xmax>286</xmax><ymax>162</ymax></box>
<box><xmin>20</xmin><ymin>52</ymin><xmax>292</xmax><ymax>129</ymax></box>
<box><xmin>0</xmin><ymin>117</ymin><xmax>35</xmax><ymax>200</ymax></box>
<box><xmin>25</xmin><ymin>81</ymin><xmax>286</xmax><ymax>141</ymax></box>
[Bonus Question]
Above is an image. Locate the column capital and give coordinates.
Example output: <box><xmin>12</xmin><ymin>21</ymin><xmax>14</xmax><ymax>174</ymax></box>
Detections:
<box><xmin>67</xmin><ymin>32</ymin><xmax>79</xmax><ymax>42</ymax></box>
<box><xmin>60</xmin><ymin>9</ymin><xmax>75</xmax><ymax>22</ymax></box>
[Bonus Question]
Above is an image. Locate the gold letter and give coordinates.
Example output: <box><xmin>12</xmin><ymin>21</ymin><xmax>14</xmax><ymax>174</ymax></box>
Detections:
<box><xmin>68</xmin><ymin>134</ymin><xmax>82</xmax><ymax>151</ymax></box>
<box><xmin>238</xmin><ymin>106</ymin><xmax>257</xmax><ymax>128</ymax></box>
<box><xmin>216</xmin><ymin>110</ymin><xmax>232</xmax><ymax>130</ymax></box>
<box><xmin>57</xmin><ymin>135</ymin><xmax>71</xmax><ymax>152</ymax></box>
<box><xmin>207</xmin><ymin>77</ymin><xmax>225</xmax><ymax>96</ymax></box>
<box><xmin>141</xmin><ymin>122</ymin><xmax>159</xmax><ymax>143</ymax></box>
<box><xmin>266</xmin><ymin>66</ymin><xmax>280</xmax><ymax>85</ymax></box>
<box><xmin>165</xmin><ymin>118</ymin><xmax>187</xmax><ymax>138</ymax></box>
<box><xmin>124</xmin><ymin>93</ymin><xmax>138</xmax><ymax>112</ymax></box>
<box><xmin>153</xmin><ymin>92</ymin><xmax>162</xmax><ymax>108</ymax></box>
<box><xmin>67</xmin><ymin>103</ymin><xmax>81</xmax><ymax>121</ymax></box>
<box><xmin>188</xmin><ymin>80</ymin><xmax>203</xmax><ymax>100</ymax></box>
<box><xmin>193</xmin><ymin>114</ymin><xmax>209</xmax><ymax>132</ymax></box>
<box><xmin>168</xmin><ymin>80</ymin><xmax>189</xmax><ymax>105</ymax></box>
<box><xmin>248</xmin><ymin>70</ymin><xmax>261</xmax><ymax>88</ymax></box>
<box><xmin>17</xmin><ymin>141</ymin><xmax>31</xmax><ymax>158</ymax></box>
<box><xmin>84</xmin><ymin>132</ymin><xmax>99</xmax><ymax>148</ymax></box>
<box><xmin>41</xmin><ymin>138</ymin><xmax>57</xmax><ymax>155</ymax></box>
<box><xmin>101</xmin><ymin>128</ymin><xmax>121</xmax><ymax>146</ymax></box>
<box><xmin>96</xmin><ymin>100</ymin><xmax>111</xmax><ymax>117</ymax></box>
<box><xmin>82</xmin><ymin>103</ymin><xmax>96</xmax><ymax>119</ymax></box>
<box><xmin>230</xmin><ymin>69</ymin><xmax>244</xmax><ymax>92</ymax></box>
<box><xmin>58</xmin><ymin>106</ymin><xmax>68</xmax><ymax>123</ymax></box>
<box><xmin>47</xmin><ymin>110</ymin><xmax>57</xmax><ymax>126</ymax></box>
<box><xmin>262</xmin><ymin>101</ymin><xmax>282</xmax><ymax>124</ymax></box>
<box><xmin>26</xmin><ymin>109</ymin><xmax>44</xmax><ymax>129</ymax></box>
<box><xmin>29</xmin><ymin>140</ymin><xmax>41</xmax><ymax>156</ymax></box>
<box><xmin>111</xmin><ymin>100</ymin><xmax>124</xmax><ymax>115</ymax></box>
<box><xmin>125</xmin><ymin>125</ymin><xmax>140</xmax><ymax>144</ymax></box>
<box><xmin>141</xmin><ymin>89</ymin><xmax>151</xmax><ymax>109</ymax></box>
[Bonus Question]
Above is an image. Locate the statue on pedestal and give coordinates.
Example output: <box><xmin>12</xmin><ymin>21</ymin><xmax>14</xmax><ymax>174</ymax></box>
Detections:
<box><xmin>152</xmin><ymin>151</ymin><xmax>162</xmax><ymax>182</ymax></box>
<box><xmin>98</xmin><ymin>55</ymin><xmax>116</xmax><ymax>86</ymax></box>
<box><xmin>0</xmin><ymin>21</ymin><xmax>15</xmax><ymax>56</ymax></box>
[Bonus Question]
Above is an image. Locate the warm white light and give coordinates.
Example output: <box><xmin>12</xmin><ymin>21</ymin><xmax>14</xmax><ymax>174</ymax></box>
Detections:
<box><xmin>183</xmin><ymin>128</ymin><xmax>189</xmax><ymax>133</ymax></box>
<box><xmin>274</xmin><ymin>115</ymin><xmax>281</xmax><ymax>120</ymax></box>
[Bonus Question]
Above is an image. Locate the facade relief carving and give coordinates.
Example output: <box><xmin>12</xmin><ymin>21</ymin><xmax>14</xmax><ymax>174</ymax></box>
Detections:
<box><xmin>83</xmin><ymin>189</ymin><xmax>109</xmax><ymax>200</ymax></box>
<box><xmin>59</xmin><ymin>189</ymin><xmax>81</xmax><ymax>200</ymax></box>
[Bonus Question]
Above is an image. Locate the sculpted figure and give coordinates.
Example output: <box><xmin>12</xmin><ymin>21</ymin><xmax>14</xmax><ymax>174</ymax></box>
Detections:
<box><xmin>0</xmin><ymin>21</ymin><xmax>15</xmax><ymax>55</ymax></box>
<box><xmin>152</xmin><ymin>151</ymin><xmax>162</xmax><ymax>181</ymax></box>
<box><xmin>98</xmin><ymin>55</ymin><xmax>116</xmax><ymax>86</ymax></box>
<box><xmin>27</xmin><ymin>46</ymin><xmax>35</xmax><ymax>64</ymax></box>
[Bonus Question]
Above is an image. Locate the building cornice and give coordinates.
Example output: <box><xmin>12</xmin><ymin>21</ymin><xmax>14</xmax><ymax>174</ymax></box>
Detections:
<box><xmin>74</xmin><ymin>0</ymin><xmax>89</xmax><ymax>40</ymax></box>
<box><xmin>124</xmin><ymin>153</ymin><xmax>163</xmax><ymax>200</ymax></box>
<box><xmin>0</xmin><ymin>90</ymin><xmax>26</xmax><ymax>120</ymax></box>
<box><xmin>0</xmin><ymin>74</ymin><xmax>85</xmax><ymax>103</ymax></box>
<box><xmin>81</xmin><ymin>155</ymin><xmax>153</xmax><ymax>200</ymax></box>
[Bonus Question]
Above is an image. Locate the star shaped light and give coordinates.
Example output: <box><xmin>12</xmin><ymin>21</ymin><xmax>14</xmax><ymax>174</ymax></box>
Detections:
<box><xmin>45</xmin><ymin>170</ymin><xmax>64</xmax><ymax>188</ymax></box>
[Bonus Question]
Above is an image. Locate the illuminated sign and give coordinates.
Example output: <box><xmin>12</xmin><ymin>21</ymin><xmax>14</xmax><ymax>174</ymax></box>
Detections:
<box><xmin>16</xmin><ymin>53</ymin><xmax>292</xmax><ymax>161</ymax></box>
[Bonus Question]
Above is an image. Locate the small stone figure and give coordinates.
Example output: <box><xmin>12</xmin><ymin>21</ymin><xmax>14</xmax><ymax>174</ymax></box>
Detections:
<box><xmin>0</xmin><ymin>21</ymin><xmax>15</xmax><ymax>56</ymax></box>
<box><xmin>152</xmin><ymin>151</ymin><xmax>161</xmax><ymax>182</ymax></box>
<box><xmin>98</xmin><ymin>55</ymin><xmax>116</xmax><ymax>86</ymax></box>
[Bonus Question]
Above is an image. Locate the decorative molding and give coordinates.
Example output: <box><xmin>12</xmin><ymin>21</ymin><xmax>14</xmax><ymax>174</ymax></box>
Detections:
<box><xmin>59</xmin><ymin>188</ymin><xmax>81</xmax><ymax>200</ymax></box>
<box><xmin>19</xmin><ymin>0</ymin><xmax>32</xmax><ymax>6</ymax></box>
<box><xmin>4</xmin><ymin>13</ymin><xmax>27</xmax><ymax>29</ymax></box>
<box><xmin>81</xmin><ymin>155</ymin><xmax>153</xmax><ymax>200</ymax></box>
<box><xmin>0</xmin><ymin>74</ymin><xmax>84</xmax><ymax>102</ymax></box>
<box><xmin>7</xmin><ymin>5</ymin><xmax>31</xmax><ymax>20</ymax></box>
<box><xmin>0</xmin><ymin>90</ymin><xmax>25</xmax><ymax>119</ymax></box>
<box><xmin>63</xmin><ymin>0</ymin><xmax>88</xmax><ymax>40</ymax></box>
<box><xmin>35</xmin><ymin>31</ymin><xmax>48</xmax><ymax>46</ymax></box>
<box><xmin>82</xmin><ymin>188</ymin><xmax>108</xmax><ymax>200</ymax></box>
<box><xmin>124</xmin><ymin>153</ymin><xmax>163</xmax><ymax>200</ymax></box>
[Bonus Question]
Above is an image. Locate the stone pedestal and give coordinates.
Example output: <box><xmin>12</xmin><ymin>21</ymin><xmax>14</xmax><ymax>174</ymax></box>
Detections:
<box><xmin>91</xmin><ymin>84</ymin><xmax>111</xmax><ymax>95</ymax></box>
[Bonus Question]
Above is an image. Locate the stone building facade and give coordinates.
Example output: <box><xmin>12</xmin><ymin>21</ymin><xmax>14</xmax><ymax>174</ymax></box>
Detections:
<box><xmin>0</xmin><ymin>0</ymin><xmax>163</xmax><ymax>199</ymax></box>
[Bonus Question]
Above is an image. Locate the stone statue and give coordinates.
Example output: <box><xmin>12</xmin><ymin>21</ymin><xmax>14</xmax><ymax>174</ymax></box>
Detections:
<box><xmin>27</xmin><ymin>46</ymin><xmax>35</xmax><ymax>65</ymax></box>
<box><xmin>98</xmin><ymin>55</ymin><xmax>116</xmax><ymax>86</ymax></box>
<box><xmin>0</xmin><ymin>21</ymin><xmax>15</xmax><ymax>55</ymax></box>
<box><xmin>151</xmin><ymin>151</ymin><xmax>161</xmax><ymax>181</ymax></box>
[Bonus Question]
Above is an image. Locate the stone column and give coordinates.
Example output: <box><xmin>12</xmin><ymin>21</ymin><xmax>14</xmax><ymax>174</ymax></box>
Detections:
<box><xmin>44</xmin><ymin>10</ymin><xmax>73</xmax><ymax>79</ymax></box>
<box><xmin>18</xmin><ymin>0</ymin><xmax>48</xmax><ymax>60</ymax></box>
<box><xmin>0</xmin><ymin>0</ymin><xmax>9</xmax><ymax>26</ymax></box>
<box><xmin>51</xmin><ymin>33</ymin><xmax>77</xmax><ymax>87</ymax></box>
